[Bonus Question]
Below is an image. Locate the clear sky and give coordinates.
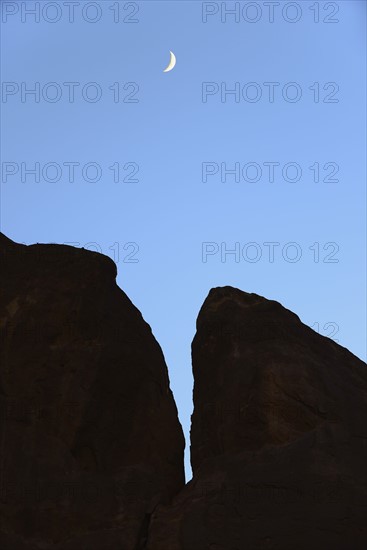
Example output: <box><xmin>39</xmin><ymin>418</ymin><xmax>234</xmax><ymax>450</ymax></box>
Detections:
<box><xmin>1</xmin><ymin>0</ymin><xmax>366</xmax><ymax>479</ymax></box>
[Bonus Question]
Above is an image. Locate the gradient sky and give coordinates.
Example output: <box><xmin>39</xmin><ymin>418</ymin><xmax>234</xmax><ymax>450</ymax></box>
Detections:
<box><xmin>1</xmin><ymin>0</ymin><xmax>366</xmax><ymax>479</ymax></box>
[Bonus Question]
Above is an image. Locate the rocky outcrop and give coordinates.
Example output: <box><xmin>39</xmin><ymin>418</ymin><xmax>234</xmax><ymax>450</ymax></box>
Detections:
<box><xmin>0</xmin><ymin>233</ymin><xmax>185</xmax><ymax>549</ymax></box>
<box><xmin>1</xmin><ymin>233</ymin><xmax>366</xmax><ymax>550</ymax></box>
<box><xmin>147</xmin><ymin>286</ymin><xmax>367</xmax><ymax>550</ymax></box>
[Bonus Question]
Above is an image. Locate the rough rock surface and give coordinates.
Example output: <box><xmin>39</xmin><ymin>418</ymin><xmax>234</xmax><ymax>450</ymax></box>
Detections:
<box><xmin>0</xmin><ymin>233</ymin><xmax>185</xmax><ymax>549</ymax></box>
<box><xmin>1</xmin><ymin>233</ymin><xmax>366</xmax><ymax>550</ymax></box>
<box><xmin>147</xmin><ymin>286</ymin><xmax>367</xmax><ymax>550</ymax></box>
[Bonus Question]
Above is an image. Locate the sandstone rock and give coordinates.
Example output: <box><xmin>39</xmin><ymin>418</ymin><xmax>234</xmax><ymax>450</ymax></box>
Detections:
<box><xmin>2</xmin><ymin>233</ymin><xmax>366</xmax><ymax>550</ymax></box>
<box><xmin>147</xmin><ymin>286</ymin><xmax>367</xmax><ymax>550</ymax></box>
<box><xmin>0</xmin><ymin>233</ymin><xmax>185</xmax><ymax>549</ymax></box>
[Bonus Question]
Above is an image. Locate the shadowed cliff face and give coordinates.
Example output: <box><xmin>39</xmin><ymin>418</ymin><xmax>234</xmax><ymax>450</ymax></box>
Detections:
<box><xmin>147</xmin><ymin>286</ymin><xmax>367</xmax><ymax>550</ymax></box>
<box><xmin>1</xmin><ymin>234</ymin><xmax>366</xmax><ymax>550</ymax></box>
<box><xmin>0</xmin><ymin>233</ymin><xmax>185</xmax><ymax>549</ymax></box>
<box><xmin>190</xmin><ymin>286</ymin><xmax>366</xmax><ymax>474</ymax></box>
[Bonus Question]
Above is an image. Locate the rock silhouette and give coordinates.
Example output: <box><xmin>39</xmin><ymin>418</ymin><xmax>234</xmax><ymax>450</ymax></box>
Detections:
<box><xmin>0</xmin><ymin>233</ymin><xmax>184</xmax><ymax>549</ymax></box>
<box><xmin>147</xmin><ymin>286</ymin><xmax>367</xmax><ymax>550</ymax></box>
<box><xmin>1</xmin><ymin>234</ymin><xmax>366</xmax><ymax>549</ymax></box>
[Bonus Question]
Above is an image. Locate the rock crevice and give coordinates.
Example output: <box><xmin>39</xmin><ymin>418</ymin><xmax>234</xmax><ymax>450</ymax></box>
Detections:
<box><xmin>1</xmin><ymin>235</ymin><xmax>366</xmax><ymax>549</ymax></box>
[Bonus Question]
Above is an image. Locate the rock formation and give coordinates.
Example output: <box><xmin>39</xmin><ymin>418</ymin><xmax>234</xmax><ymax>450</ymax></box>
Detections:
<box><xmin>147</xmin><ymin>286</ymin><xmax>367</xmax><ymax>550</ymax></box>
<box><xmin>0</xmin><ymin>233</ymin><xmax>185</xmax><ymax>549</ymax></box>
<box><xmin>1</xmin><ymin>233</ymin><xmax>366</xmax><ymax>549</ymax></box>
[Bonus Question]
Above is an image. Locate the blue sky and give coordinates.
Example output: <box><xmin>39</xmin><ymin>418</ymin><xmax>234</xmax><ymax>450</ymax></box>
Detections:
<box><xmin>1</xmin><ymin>0</ymin><xmax>366</xmax><ymax>479</ymax></box>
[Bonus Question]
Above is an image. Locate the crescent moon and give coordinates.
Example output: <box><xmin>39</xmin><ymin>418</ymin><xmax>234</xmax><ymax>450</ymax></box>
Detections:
<box><xmin>163</xmin><ymin>51</ymin><xmax>176</xmax><ymax>73</ymax></box>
